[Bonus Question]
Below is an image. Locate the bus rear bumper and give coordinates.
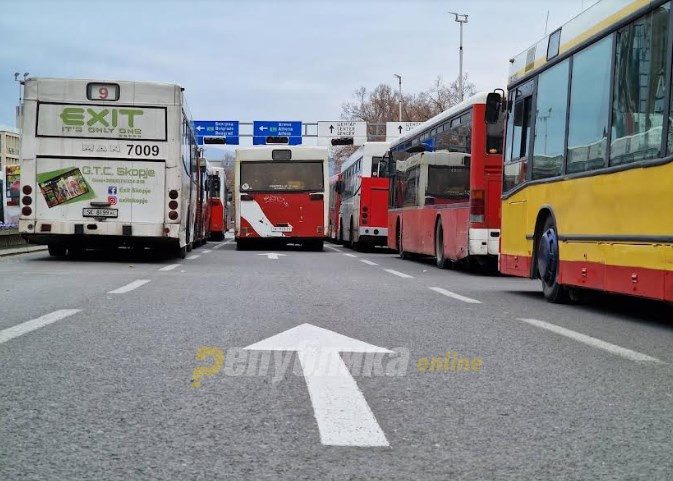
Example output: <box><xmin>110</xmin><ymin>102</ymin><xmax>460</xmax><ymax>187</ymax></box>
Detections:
<box><xmin>469</xmin><ymin>228</ymin><xmax>500</xmax><ymax>256</ymax></box>
<box><xmin>19</xmin><ymin>220</ymin><xmax>180</xmax><ymax>245</ymax></box>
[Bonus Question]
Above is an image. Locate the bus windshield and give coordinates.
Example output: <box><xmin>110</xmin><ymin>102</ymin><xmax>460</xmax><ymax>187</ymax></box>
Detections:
<box><xmin>426</xmin><ymin>165</ymin><xmax>470</xmax><ymax>200</ymax></box>
<box><xmin>240</xmin><ymin>161</ymin><xmax>324</xmax><ymax>192</ymax></box>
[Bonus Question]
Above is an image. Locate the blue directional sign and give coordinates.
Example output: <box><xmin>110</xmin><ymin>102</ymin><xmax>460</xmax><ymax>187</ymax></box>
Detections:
<box><xmin>193</xmin><ymin>120</ymin><xmax>239</xmax><ymax>145</ymax></box>
<box><xmin>253</xmin><ymin>121</ymin><xmax>302</xmax><ymax>145</ymax></box>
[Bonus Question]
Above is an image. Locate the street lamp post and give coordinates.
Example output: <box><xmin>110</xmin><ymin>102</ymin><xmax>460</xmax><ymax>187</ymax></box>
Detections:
<box><xmin>393</xmin><ymin>74</ymin><xmax>402</xmax><ymax>122</ymax></box>
<box><xmin>448</xmin><ymin>12</ymin><xmax>468</xmax><ymax>102</ymax></box>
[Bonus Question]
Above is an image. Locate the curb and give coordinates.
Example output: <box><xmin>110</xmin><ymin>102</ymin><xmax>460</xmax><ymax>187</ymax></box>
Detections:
<box><xmin>0</xmin><ymin>246</ymin><xmax>48</xmax><ymax>258</ymax></box>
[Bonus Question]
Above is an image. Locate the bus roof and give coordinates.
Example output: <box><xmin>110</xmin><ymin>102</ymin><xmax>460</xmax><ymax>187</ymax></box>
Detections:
<box><xmin>390</xmin><ymin>91</ymin><xmax>490</xmax><ymax>150</ymax></box>
<box><xmin>235</xmin><ymin>146</ymin><xmax>329</xmax><ymax>162</ymax></box>
<box><xmin>23</xmin><ymin>77</ymin><xmax>185</xmax><ymax>105</ymax></box>
<box><xmin>397</xmin><ymin>151</ymin><xmax>470</xmax><ymax>172</ymax></box>
<box><xmin>508</xmin><ymin>0</ymin><xmax>648</xmax><ymax>86</ymax></box>
<box><xmin>340</xmin><ymin>142</ymin><xmax>390</xmax><ymax>174</ymax></box>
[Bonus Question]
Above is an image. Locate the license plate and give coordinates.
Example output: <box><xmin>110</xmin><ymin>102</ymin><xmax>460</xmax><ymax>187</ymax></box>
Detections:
<box><xmin>271</xmin><ymin>226</ymin><xmax>292</xmax><ymax>232</ymax></box>
<box><xmin>82</xmin><ymin>208</ymin><xmax>118</xmax><ymax>218</ymax></box>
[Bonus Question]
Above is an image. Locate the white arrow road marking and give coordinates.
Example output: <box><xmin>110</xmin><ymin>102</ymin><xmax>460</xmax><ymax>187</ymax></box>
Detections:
<box><xmin>0</xmin><ymin>310</ymin><xmax>82</xmax><ymax>345</ymax></box>
<box><xmin>429</xmin><ymin>287</ymin><xmax>481</xmax><ymax>304</ymax></box>
<box><xmin>108</xmin><ymin>279</ymin><xmax>150</xmax><ymax>294</ymax></box>
<box><xmin>159</xmin><ymin>264</ymin><xmax>180</xmax><ymax>272</ymax></box>
<box><xmin>244</xmin><ymin>323</ymin><xmax>392</xmax><ymax>447</ymax></box>
<box><xmin>383</xmin><ymin>269</ymin><xmax>413</xmax><ymax>279</ymax></box>
<box><xmin>518</xmin><ymin>318</ymin><xmax>663</xmax><ymax>363</ymax></box>
<box><xmin>257</xmin><ymin>253</ymin><xmax>287</xmax><ymax>260</ymax></box>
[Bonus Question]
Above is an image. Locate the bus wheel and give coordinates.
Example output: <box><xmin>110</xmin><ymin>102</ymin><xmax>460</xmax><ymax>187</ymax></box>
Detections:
<box><xmin>68</xmin><ymin>244</ymin><xmax>85</xmax><ymax>259</ymax></box>
<box><xmin>435</xmin><ymin>223</ymin><xmax>449</xmax><ymax>269</ymax></box>
<box><xmin>48</xmin><ymin>244</ymin><xmax>66</xmax><ymax>257</ymax></box>
<box><xmin>537</xmin><ymin>217</ymin><xmax>569</xmax><ymax>303</ymax></box>
<box><xmin>338</xmin><ymin>225</ymin><xmax>344</xmax><ymax>245</ymax></box>
<box><xmin>306</xmin><ymin>240</ymin><xmax>324</xmax><ymax>251</ymax></box>
<box><xmin>398</xmin><ymin>227</ymin><xmax>409</xmax><ymax>260</ymax></box>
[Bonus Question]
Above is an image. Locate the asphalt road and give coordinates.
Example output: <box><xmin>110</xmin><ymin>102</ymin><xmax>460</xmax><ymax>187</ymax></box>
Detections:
<box><xmin>1</xmin><ymin>238</ymin><xmax>672</xmax><ymax>480</ymax></box>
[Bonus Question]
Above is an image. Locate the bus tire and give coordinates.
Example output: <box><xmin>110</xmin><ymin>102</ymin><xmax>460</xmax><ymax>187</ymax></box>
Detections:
<box><xmin>48</xmin><ymin>244</ymin><xmax>67</xmax><ymax>257</ymax></box>
<box><xmin>338</xmin><ymin>224</ymin><xmax>344</xmax><ymax>245</ymax></box>
<box><xmin>398</xmin><ymin>226</ymin><xmax>409</xmax><ymax>260</ymax></box>
<box><xmin>537</xmin><ymin>217</ymin><xmax>569</xmax><ymax>303</ymax></box>
<box><xmin>435</xmin><ymin>222</ymin><xmax>449</xmax><ymax>269</ymax></box>
<box><xmin>306</xmin><ymin>240</ymin><xmax>324</xmax><ymax>251</ymax></box>
<box><xmin>176</xmin><ymin>244</ymin><xmax>187</xmax><ymax>259</ymax></box>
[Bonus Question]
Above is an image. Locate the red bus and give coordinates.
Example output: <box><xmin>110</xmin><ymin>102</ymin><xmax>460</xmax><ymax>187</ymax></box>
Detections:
<box><xmin>193</xmin><ymin>155</ymin><xmax>212</xmax><ymax>247</ymax></box>
<box><xmin>384</xmin><ymin>92</ymin><xmax>505</xmax><ymax>269</ymax></box>
<box><xmin>338</xmin><ymin>142</ymin><xmax>389</xmax><ymax>250</ymax></box>
<box><xmin>234</xmin><ymin>146</ymin><xmax>329</xmax><ymax>251</ymax></box>
<box><xmin>327</xmin><ymin>173</ymin><xmax>342</xmax><ymax>243</ymax></box>
<box><xmin>208</xmin><ymin>165</ymin><xmax>227</xmax><ymax>241</ymax></box>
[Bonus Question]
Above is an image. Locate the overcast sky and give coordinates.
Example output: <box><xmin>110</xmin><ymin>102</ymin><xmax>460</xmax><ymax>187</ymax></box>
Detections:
<box><xmin>1</xmin><ymin>0</ymin><xmax>593</xmax><ymax>144</ymax></box>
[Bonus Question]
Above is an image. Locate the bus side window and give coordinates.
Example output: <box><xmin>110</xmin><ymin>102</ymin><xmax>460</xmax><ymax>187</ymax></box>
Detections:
<box><xmin>504</xmin><ymin>81</ymin><xmax>534</xmax><ymax>192</ymax></box>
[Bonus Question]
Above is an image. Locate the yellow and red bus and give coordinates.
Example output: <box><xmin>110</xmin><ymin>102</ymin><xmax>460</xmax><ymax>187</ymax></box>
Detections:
<box><xmin>494</xmin><ymin>0</ymin><xmax>673</xmax><ymax>302</ymax></box>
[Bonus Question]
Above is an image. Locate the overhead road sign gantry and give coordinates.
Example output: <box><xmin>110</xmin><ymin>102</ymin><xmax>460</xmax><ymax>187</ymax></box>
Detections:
<box><xmin>193</xmin><ymin>120</ymin><xmax>240</xmax><ymax>145</ymax></box>
<box><xmin>317</xmin><ymin>121</ymin><xmax>367</xmax><ymax>146</ymax></box>
<box><xmin>253</xmin><ymin>121</ymin><xmax>302</xmax><ymax>145</ymax></box>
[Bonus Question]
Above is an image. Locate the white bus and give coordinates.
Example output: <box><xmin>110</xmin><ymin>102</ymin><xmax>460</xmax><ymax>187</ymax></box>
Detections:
<box><xmin>234</xmin><ymin>146</ymin><xmax>329</xmax><ymax>251</ymax></box>
<box><xmin>338</xmin><ymin>142</ymin><xmax>389</xmax><ymax>250</ymax></box>
<box><xmin>18</xmin><ymin>78</ymin><xmax>199</xmax><ymax>258</ymax></box>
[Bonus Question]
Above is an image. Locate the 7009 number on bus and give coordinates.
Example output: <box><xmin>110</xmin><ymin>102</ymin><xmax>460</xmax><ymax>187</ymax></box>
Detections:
<box><xmin>127</xmin><ymin>144</ymin><xmax>159</xmax><ymax>157</ymax></box>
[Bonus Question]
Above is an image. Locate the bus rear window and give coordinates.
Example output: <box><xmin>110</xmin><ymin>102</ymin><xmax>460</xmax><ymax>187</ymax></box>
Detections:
<box><xmin>426</xmin><ymin>165</ymin><xmax>470</xmax><ymax>200</ymax></box>
<box><xmin>240</xmin><ymin>161</ymin><xmax>323</xmax><ymax>192</ymax></box>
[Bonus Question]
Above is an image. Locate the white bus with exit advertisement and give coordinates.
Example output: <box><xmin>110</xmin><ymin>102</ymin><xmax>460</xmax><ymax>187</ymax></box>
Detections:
<box><xmin>18</xmin><ymin>78</ymin><xmax>199</xmax><ymax>258</ymax></box>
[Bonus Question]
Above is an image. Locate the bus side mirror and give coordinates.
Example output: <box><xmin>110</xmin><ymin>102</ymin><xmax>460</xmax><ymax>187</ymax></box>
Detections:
<box><xmin>485</xmin><ymin>92</ymin><xmax>503</xmax><ymax>124</ymax></box>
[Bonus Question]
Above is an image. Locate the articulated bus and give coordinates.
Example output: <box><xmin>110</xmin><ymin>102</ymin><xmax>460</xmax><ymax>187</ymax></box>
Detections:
<box><xmin>18</xmin><ymin>77</ymin><xmax>199</xmax><ymax>258</ymax></box>
<box><xmin>234</xmin><ymin>146</ymin><xmax>329</xmax><ymax>251</ymax></box>
<box><xmin>384</xmin><ymin>92</ymin><xmax>505</xmax><ymax>268</ymax></box>
<box><xmin>327</xmin><ymin>173</ymin><xmax>342</xmax><ymax>243</ymax></box>
<box><xmin>338</xmin><ymin>142</ymin><xmax>389</xmax><ymax>250</ymax></box>
<box><xmin>495</xmin><ymin>0</ymin><xmax>673</xmax><ymax>303</ymax></box>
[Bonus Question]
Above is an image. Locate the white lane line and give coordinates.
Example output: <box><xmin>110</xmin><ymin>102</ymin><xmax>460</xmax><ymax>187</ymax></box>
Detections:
<box><xmin>429</xmin><ymin>287</ymin><xmax>482</xmax><ymax>304</ymax></box>
<box><xmin>187</xmin><ymin>255</ymin><xmax>200</xmax><ymax>260</ymax></box>
<box><xmin>360</xmin><ymin>259</ymin><xmax>378</xmax><ymax>266</ymax></box>
<box><xmin>0</xmin><ymin>310</ymin><xmax>82</xmax><ymax>345</ymax></box>
<box><xmin>159</xmin><ymin>264</ymin><xmax>180</xmax><ymax>272</ymax></box>
<box><xmin>108</xmin><ymin>279</ymin><xmax>150</xmax><ymax>294</ymax></box>
<box><xmin>383</xmin><ymin>269</ymin><xmax>413</xmax><ymax>279</ymax></box>
<box><xmin>202</xmin><ymin>249</ymin><xmax>212</xmax><ymax>254</ymax></box>
<box><xmin>518</xmin><ymin>318</ymin><xmax>663</xmax><ymax>363</ymax></box>
<box><xmin>326</xmin><ymin>246</ymin><xmax>340</xmax><ymax>252</ymax></box>
<box><xmin>212</xmin><ymin>242</ymin><xmax>228</xmax><ymax>249</ymax></box>
<box><xmin>343</xmin><ymin>253</ymin><xmax>357</xmax><ymax>258</ymax></box>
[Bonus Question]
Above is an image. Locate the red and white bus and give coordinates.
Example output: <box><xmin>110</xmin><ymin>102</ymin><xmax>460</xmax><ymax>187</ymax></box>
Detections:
<box><xmin>327</xmin><ymin>172</ymin><xmax>342</xmax><ymax>243</ymax></box>
<box><xmin>338</xmin><ymin>142</ymin><xmax>389</xmax><ymax>250</ymax></box>
<box><xmin>234</xmin><ymin>146</ymin><xmax>329</xmax><ymax>251</ymax></box>
<box><xmin>208</xmin><ymin>165</ymin><xmax>227</xmax><ymax>241</ymax></box>
<box><xmin>18</xmin><ymin>77</ymin><xmax>199</xmax><ymax>258</ymax></box>
<box><xmin>385</xmin><ymin>92</ymin><xmax>505</xmax><ymax>269</ymax></box>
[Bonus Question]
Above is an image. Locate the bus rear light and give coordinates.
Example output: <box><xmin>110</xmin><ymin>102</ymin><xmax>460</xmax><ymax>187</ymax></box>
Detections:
<box><xmin>168</xmin><ymin>211</ymin><xmax>179</xmax><ymax>220</ymax></box>
<box><xmin>309</xmin><ymin>193</ymin><xmax>323</xmax><ymax>200</ymax></box>
<box><xmin>363</xmin><ymin>206</ymin><xmax>368</xmax><ymax>212</ymax></box>
<box><xmin>240</xmin><ymin>193</ymin><xmax>253</xmax><ymax>201</ymax></box>
<box><xmin>40</xmin><ymin>224</ymin><xmax>51</xmax><ymax>232</ymax></box>
<box><xmin>470</xmin><ymin>189</ymin><xmax>485</xmax><ymax>223</ymax></box>
<box><xmin>22</xmin><ymin>185</ymin><xmax>32</xmax><ymax>195</ymax></box>
<box><xmin>168</xmin><ymin>200</ymin><xmax>179</xmax><ymax>210</ymax></box>
<box><xmin>22</xmin><ymin>196</ymin><xmax>32</xmax><ymax>206</ymax></box>
<box><xmin>169</xmin><ymin>190</ymin><xmax>179</xmax><ymax>200</ymax></box>
<box><xmin>164</xmin><ymin>227</ymin><xmax>170</xmax><ymax>234</ymax></box>
<box><xmin>317</xmin><ymin>226</ymin><xmax>323</xmax><ymax>233</ymax></box>
<box><xmin>22</xmin><ymin>206</ymin><xmax>32</xmax><ymax>216</ymax></box>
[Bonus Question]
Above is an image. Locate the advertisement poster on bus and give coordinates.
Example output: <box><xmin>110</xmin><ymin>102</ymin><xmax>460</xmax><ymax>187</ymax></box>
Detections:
<box><xmin>35</xmin><ymin>159</ymin><xmax>165</xmax><ymax>224</ymax></box>
<box><xmin>36</xmin><ymin>104</ymin><xmax>167</xmax><ymax>140</ymax></box>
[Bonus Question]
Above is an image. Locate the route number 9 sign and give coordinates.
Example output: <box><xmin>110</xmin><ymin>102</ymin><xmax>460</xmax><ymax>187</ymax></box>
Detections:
<box><xmin>86</xmin><ymin>83</ymin><xmax>119</xmax><ymax>101</ymax></box>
